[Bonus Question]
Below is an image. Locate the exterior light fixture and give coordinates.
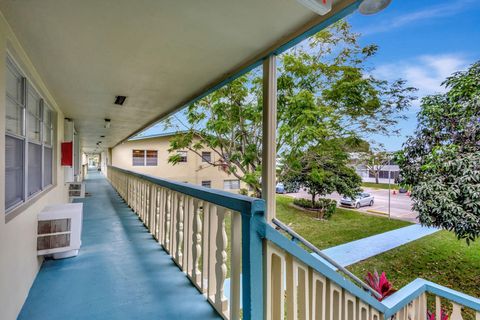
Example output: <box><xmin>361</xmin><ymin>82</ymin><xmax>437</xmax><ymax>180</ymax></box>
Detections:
<box><xmin>104</xmin><ymin>118</ymin><xmax>111</xmax><ymax>129</ymax></box>
<box><xmin>296</xmin><ymin>0</ymin><xmax>332</xmax><ymax>15</ymax></box>
<box><xmin>358</xmin><ymin>0</ymin><xmax>391</xmax><ymax>15</ymax></box>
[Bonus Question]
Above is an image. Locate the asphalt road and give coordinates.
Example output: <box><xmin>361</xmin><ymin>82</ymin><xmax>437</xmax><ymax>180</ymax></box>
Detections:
<box><xmin>288</xmin><ymin>188</ymin><xmax>418</xmax><ymax>222</ymax></box>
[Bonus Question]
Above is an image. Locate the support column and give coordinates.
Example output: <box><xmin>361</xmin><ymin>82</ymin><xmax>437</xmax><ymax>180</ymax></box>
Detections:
<box><xmin>262</xmin><ymin>55</ymin><xmax>277</xmax><ymax>222</ymax></box>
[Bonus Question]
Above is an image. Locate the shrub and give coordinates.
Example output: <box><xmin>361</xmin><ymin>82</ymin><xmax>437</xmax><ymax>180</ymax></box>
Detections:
<box><xmin>293</xmin><ymin>198</ymin><xmax>337</xmax><ymax>219</ymax></box>
<box><xmin>365</xmin><ymin>270</ymin><xmax>397</xmax><ymax>301</ymax></box>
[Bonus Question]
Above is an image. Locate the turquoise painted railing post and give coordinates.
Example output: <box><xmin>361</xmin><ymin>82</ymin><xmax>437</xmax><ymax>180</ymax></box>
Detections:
<box><xmin>241</xmin><ymin>199</ymin><xmax>266</xmax><ymax>320</ymax></box>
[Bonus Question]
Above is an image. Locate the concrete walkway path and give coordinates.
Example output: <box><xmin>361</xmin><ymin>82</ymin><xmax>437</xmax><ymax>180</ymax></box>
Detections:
<box><xmin>316</xmin><ymin>224</ymin><xmax>439</xmax><ymax>268</ymax></box>
<box><xmin>19</xmin><ymin>172</ymin><xmax>221</xmax><ymax>320</ymax></box>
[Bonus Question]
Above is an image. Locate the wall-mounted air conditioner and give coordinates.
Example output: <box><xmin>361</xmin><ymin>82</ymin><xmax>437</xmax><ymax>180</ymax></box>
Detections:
<box><xmin>37</xmin><ymin>203</ymin><xmax>83</xmax><ymax>259</ymax></box>
<box><xmin>68</xmin><ymin>182</ymin><xmax>85</xmax><ymax>201</ymax></box>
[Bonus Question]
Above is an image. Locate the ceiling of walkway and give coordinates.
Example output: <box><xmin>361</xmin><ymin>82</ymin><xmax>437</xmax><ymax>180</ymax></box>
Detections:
<box><xmin>0</xmin><ymin>0</ymin><xmax>355</xmax><ymax>152</ymax></box>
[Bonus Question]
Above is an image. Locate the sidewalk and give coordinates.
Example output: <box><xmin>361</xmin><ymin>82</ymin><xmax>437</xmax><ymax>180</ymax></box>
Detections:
<box><xmin>315</xmin><ymin>224</ymin><xmax>439</xmax><ymax>267</ymax></box>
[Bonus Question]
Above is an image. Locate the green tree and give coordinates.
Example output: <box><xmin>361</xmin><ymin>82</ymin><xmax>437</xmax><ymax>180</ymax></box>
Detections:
<box><xmin>398</xmin><ymin>61</ymin><xmax>480</xmax><ymax>243</ymax></box>
<box><xmin>283</xmin><ymin>142</ymin><xmax>361</xmax><ymax>206</ymax></box>
<box><xmin>167</xmin><ymin>21</ymin><xmax>416</xmax><ymax>195</ymax></box>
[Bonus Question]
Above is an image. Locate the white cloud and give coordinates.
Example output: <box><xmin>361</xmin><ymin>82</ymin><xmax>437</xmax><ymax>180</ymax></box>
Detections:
<box><xmin>360</xmin><ymin>0</ymin><xmax>478</xmax><ymax>35</ymax></box>
<box><xmin>373</xmin><ymin>54</ymin><xmax>469</xmax><ymax>100</ymax></box>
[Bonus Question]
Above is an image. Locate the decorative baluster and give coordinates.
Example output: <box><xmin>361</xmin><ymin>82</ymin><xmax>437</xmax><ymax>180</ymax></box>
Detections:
<box><xmin>214</xmin><ymin>207</ymin><xmax>228</xmax><ymax>315</ymax></box>
<box><xmin>182</xmin><ymin>196</ymin><xmax>188</xmax><ymax>274</ymax></box>
<box><xmin>406</xmin><ymin>301</ymin><xmax>414</xmax><ymax>320</ymax></box>
<box><xmin>158</xmin><ymin>188</ymin><xmax>165</xmax><ymax>245</ymax></box>
<box><xmin>175</xmin><ymin>194</ymin><xmax>184</xmax><ymax>267</ymax></box>
<box><xmin>191</xmin><ymin>201</ymin><xmax>203</xmax><ymax>288</ymax></box>
<box><xmin>230</xmin><ymin>211</ymin><xmax>241</xmax><ymax>320</ymax></box>
<box><xmin>207</xmin><ymin>205</ymin><xmax>218</xmax><ymax>302</ymax></box>
<box><xmin>435</xmin><ymin>296</ymin><xmax>441</xmax><ymax>320</ymax></box>
<box><xmin>476</xmin><ymin>311</ymin><xmax>479</xmax><ymax>320</ymax></box>
<box><xmin>201</xmin><ymin>203</ymin><xmax>210</xmax><ymax>293</ymax></box>
<box><xmin>170</xmin><ymin>193</ymin><xmax>177</xmax><ymax>255</ymax></box>
<box><xmin>419</xmin><ymin>293</ymin><xmax>427</xmax><ymax>320</ymax></box>
<box><xmin>184</xmin><ymin>197</ymin><xmax>194</xmax><ymax>274</ymax></box>
<box><xmin>450</xmin><ymin>303</ymin><xmax>463</xmax><ymax>320</ymax></box>
<box><xmin>155</xmin><ymin>187</ymin><xmax>160</xmax><ymax>241</ymax></box>
<box><xmin>266</xmin><ymin>243</ymin><xmax>285</xmax><ymax>320</ymax></box>
<box><xmin>164</xmin><ymin>190</ymin><xmax>171</xmax><ymax>253</ymax></box>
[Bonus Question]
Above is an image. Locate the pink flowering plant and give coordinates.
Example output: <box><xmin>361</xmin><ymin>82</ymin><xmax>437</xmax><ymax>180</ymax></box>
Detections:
<box><xmin>365</xmin><ymin>270</ymin><xmax>397</xmax><ymax>301</ymax></box>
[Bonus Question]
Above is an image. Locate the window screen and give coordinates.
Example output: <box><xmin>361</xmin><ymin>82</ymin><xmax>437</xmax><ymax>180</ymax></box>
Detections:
<box><xmin>132</xmin><ymin>150</ymin><xmax>145</xmax><ymax>166</ymax></box>
<box><xmin>5</xmin><ymin>56</ymin><xmax>57</xmax><ymax>215</ymax></box>
<box><xmin>44</xmin><ymin>146</ymin><xmax>53</xmax><ymax>187</ymax></box>
<box><xmin>5</xmin><ymin>136</ymin><xmax>24</xmax><ymax>209</ymax></box>
<box><xmin>27</xmin><ymin>86</ymin><xmax>42</xmax><ymax>142</ymax></box>
<box><xmin>146</xmin><ymin>150</ymin><xmax>158</xmax><ymax>166</ymax></box>
<box><xmin>28</xmin><ymin>142</ymin><xmax>42</xmax><ymax>196</ymax></box>
<box><xmin>223</xmin><ymin>179</ymin><xmax>240</xmax><ymax>190</ymax></box>
<box><xmin>5</xmin><ymin>61</ymin><xmax>24</xmax><ymax>135</ymax></box>
<box><xmin>201</xmin><ymin>152</ymin><xmax>211</xmax><ymax>163</ymax></box>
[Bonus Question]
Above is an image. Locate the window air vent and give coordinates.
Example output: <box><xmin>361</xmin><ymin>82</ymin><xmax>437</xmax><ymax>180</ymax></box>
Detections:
<box><xmin>114</xmin><ymin>95</ymin><xmax>127</xmax><ymax>106</ymax></box>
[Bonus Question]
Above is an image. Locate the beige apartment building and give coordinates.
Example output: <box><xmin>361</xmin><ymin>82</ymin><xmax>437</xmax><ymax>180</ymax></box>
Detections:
<box><xmin>111</xmin><ymin>133</ymin><xmax>246</xmax><ymax>192</ymax></box>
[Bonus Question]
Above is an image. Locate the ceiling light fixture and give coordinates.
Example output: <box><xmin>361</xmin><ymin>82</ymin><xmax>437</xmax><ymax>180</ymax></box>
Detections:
<box><xmin>358</xmin><ymin>0</ymin><xmax>392</xmax><ymax>15</ymax></box>
<box><xmin>114</xmin><ymin>95</ymin><xmax>127</xmax><ymax>106</ymax></box>
<box><xmin>296</xmin><ymin>0</ymin><xmax>332</xmax><ymax>15</ymax></box>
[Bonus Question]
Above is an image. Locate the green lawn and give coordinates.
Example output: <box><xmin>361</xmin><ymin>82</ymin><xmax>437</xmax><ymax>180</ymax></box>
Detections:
<box><xmin>276</xmin><ymin>196</ymin><xmax>411</xmax><ymax>249</ymax></box>
<box><xmin>362</xmin><ymin>182</ymin><xmax>398</xmax><ymax>190</ymax></box>
<box><xmin>348</xmin><ymin>231</ymin><xmax>480</xmax><ymax>307</ymax></box>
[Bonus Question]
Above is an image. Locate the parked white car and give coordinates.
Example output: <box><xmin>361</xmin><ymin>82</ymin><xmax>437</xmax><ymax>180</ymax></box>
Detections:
<box><xmin>340</xmin><ymin>192</ymin><xmax>374</xmax><ymax>209</ymax></box>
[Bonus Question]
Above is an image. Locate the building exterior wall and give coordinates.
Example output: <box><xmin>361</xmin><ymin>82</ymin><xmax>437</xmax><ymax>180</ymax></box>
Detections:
<box><xmin>112</xmin><ymin>136</ymin><xmax>247</xmax><ymax>192</ymax></box>
<box><xmin>0</xmin><ymin>13</ymin><xmax>69</xmax><ymax>320</ymax></box>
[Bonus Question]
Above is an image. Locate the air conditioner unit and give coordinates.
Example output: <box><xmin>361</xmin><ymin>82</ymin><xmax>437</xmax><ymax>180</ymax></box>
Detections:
<box><xmin>37</xmin><ymin>203</ymin><xmax>83</xmax><ymax>259</ymax></box>
<box><xmin>68</xmin><ymin>182</ymin><xmax>85</xmax><ymax>201</ymax></box>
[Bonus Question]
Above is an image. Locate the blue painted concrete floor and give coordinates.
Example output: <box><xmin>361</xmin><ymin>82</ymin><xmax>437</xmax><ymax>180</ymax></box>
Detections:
<box><xmin>19</xmin><ymin>172</ymin><xmax>221</xmax><ymax>320</ymax></box>
<box><xmin>316</xmin><ymin>224</ymin><xmax>439</xmax><ymax>268</ymax></box>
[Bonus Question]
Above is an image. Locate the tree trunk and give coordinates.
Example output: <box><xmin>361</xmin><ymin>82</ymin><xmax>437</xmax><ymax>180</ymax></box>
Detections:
<box><xmin>375</xmin><ymin>172</ymin><xmax>379</xmax><ymax>184</ymax></box>
<box><xmin>311</xmin><ymin>193</ymin><xmax>316</xmax><ymax>207</ymax></box>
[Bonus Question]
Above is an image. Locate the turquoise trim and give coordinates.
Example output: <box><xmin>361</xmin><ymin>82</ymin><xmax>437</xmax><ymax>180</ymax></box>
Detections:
<box><xmin>109</xmin><ymin>166</ymin><xmax>263</xmax><ymax>215</ymax></box>
<box><xmin>383</xmin><ymin>279</ymin><xmax>480</xmax><ymax>318</ymax></box>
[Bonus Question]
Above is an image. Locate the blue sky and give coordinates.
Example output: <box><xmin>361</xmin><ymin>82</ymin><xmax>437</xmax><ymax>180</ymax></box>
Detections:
<box><xmin>139</xmin><ymin>0</ymin><xmax>480</xmax><ymax>150</ymax></box>
<box><xmin>347</xmin><ymin>0</ymin><xmax>480</xmax><ymax>150</ymax></box>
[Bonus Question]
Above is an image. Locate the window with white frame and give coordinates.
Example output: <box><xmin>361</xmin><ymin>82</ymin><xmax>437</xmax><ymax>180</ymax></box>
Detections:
<box><xmin>132</xmin><ymin>150</ymin><xmax>157</xmax><ymax>166</ymax></box>
<box><xmin>223</xmin><ymin>179</ymin><xmax>240</xmax><ymax>190</ymax></box>
<box><xmin>5</xmin><ymin>56</ymin><xmax>57</xmax><ymax>213</ymax></box>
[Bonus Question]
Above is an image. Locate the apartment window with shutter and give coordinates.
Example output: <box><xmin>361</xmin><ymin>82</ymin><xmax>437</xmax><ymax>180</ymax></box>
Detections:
<box><xmin>5</xmin><ymin>55</ymin><xmax>57</xmax><ymax>215</ymax></box>
<box><xmin>223</xmin><ymin>179</ymin><xmax>240</xmax><ymax>190</ymax></box>
<box><xmin>132</xmin><ymin>150</ymin><xmax>157</xmax><ymax>166</ymax></box>
<box><xmin>201</xmin><ymin>151</ymin><xmax>211</xmax><ymax>163</ymax></box>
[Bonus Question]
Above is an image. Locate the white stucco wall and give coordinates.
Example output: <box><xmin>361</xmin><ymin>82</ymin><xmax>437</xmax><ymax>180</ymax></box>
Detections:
<box><xmin>0</xmin><ymin>13</ymin><xmax>69</xmax><ymax>320</ymax></box>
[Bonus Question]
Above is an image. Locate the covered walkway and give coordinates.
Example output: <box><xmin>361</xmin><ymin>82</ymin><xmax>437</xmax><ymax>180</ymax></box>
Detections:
<box><xmin>19</xmin><ymin>171</ymin><xmax>221</xmax><ymax>320</ymax></box>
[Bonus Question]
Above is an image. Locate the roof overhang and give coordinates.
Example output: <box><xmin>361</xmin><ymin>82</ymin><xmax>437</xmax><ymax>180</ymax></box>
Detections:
<box><xmin>0</xmin><ymin>0</ymin><xmax>360</xmax><ymax>153</ymax></box>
